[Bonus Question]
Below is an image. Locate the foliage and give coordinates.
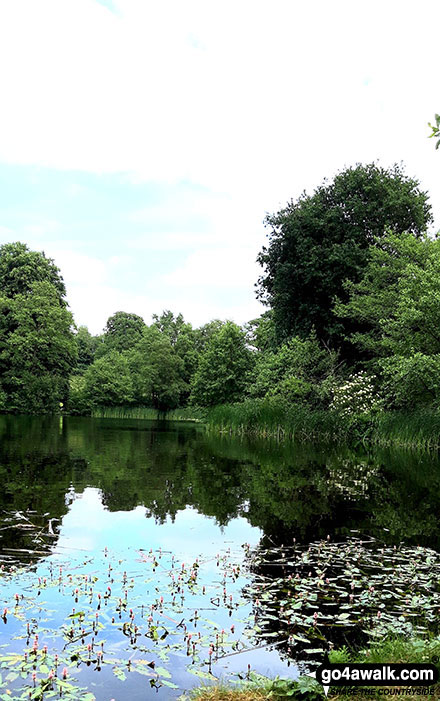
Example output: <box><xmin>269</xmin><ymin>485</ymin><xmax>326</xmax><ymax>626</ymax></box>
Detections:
<box><xmin>251</xmin><ymin>332</ymin><xmax>340</xmax><ymax>406</ymax></box>
<box><xmin>91</xmin><ymin>405</ymin><xmax>207</xmax><ymax>421</ymax></box>
<box><xmin>428</xmin><ymin>113</ymin><xmax>440</xmax><ymax>149</ymax></box>
<box><xmin>245</xmin><ymin>312</ymin><xmax>277</xmax><ymax>352</ymax></box>
<box><xmin>128</xmin><ymin>326</ymin><xmax>185</xmax><ymax>410</ymax></box>
<box><xmin>0</xmin><ymin>241</ymin><xmax>66</xmax><ymax>303</ymax></box>
<box><xmin>151</xmin><ymin>312</ymin><xmax>200</xmax><ymax>404</ymax></box>
<box><xmin>256</xmin><ymin>163</ymin><xmax>432</xmax><ymax>351</ymax></box>
<box><xmin>191</xmin><ymin>322</ymin><xmax>254</xmax><ymax>406</ymax></box>
<box><xmin>74</xmin><ymin>325</ymin><xmax>101</xmax><ymax>374</ymax></box>
<box><xmin>206</xmin><ymin>398</ymin><xmax>351</xmax><ymax>442</ymax></box>
<box><xmin>67</xmin><ymin>374</ymin><xmax>90</xmax><ymax>415</ymax></box>
<box><xmin>193</xmin><ymin>320</ymin><xmax>226</xmax><ymax>353</ymax></box>
<box><xmin>83</xmin><ymin>350</ymin><xmax>134</xmax><ymax>407</ymax></box>
<box><xmin>152</xmin><ymin>309</ymin><xmax>186</xmax><ymax>345</ymax></box>
<box><xmin>246</xmin><ymin>537</ymin><xmax>440</xmax><ymax>660</ymax></box>
<box><xmin>336</xmin><ymin>231</ymin><xmax>440</xmax><ymax>408</ymax></box>
<box><xmin>100</xmin><ymin>311</ymin><xmax>146</xmax><ymax>353</ymax></box>
<box><xmin>0</xmin><ymin>281</ymin><xmax>77</xmax><ymax>413</ymax></box>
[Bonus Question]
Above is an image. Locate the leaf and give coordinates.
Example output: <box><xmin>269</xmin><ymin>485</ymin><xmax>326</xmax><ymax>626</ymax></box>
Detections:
<box><xmin>187</xmin><ymin>667</ymin><xmax>217</xmax><ymax>680</ymax></box>
<box><xmin>113</xmin><ymin>667</ymin><xmax>127</xmax><ymax>681</ymax></box>
<box><xmin>155</xmin><ymin>666</ymin><xmax>171</xmax><ymax>679</ymax></box>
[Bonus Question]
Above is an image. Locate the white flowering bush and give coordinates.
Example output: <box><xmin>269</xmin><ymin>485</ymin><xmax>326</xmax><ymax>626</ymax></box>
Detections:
<box><xmin>330</xmin><ymin>372</ymin><xmax>382</xmax><ymax>417</ymax></box>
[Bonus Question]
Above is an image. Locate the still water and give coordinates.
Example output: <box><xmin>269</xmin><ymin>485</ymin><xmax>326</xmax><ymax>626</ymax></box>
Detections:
<box><xmin>0</xmin><ymin>415</ymin><xmax>439</xmax><ymax>699</ymax></box>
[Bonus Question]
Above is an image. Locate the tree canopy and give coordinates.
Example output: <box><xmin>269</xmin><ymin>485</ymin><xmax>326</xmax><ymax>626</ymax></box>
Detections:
<box><xmin>0</xmin><ymin>281</ymin><xmax>77</xmax><ymax>413</ymax></box>
<box><xmin>0</xmin><ymin>242</ymin><xmax>66</xmax><ymax>303</ymax></box>
<box><xmin>256</xmin><ymin>163</ymin><xmax>432</xmax><ymax>352</ymax></box>
<box><xmin>102</xmin><ymin>311</ymin><xmax>146</xmax><ymax>352</ymax></box>
<box><xmin>190</xmin><ymin>322</ymin><xmax>253</xmax><ymax>406</ymax></box>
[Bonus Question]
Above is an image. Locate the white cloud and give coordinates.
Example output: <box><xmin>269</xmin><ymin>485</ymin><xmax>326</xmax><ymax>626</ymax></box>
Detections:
<box><xmin>162</xmin><ymin>246</ymin><xmax>259</xmax><ymax>288</ymax></box>
<box><xmin>0</xmin><ymin>0</ymin><xmax>439</xmax><ymax>329</ymax></box>
<box><xmin>0</xmin><ymin>0</ymin><xmax>438</xmax><ymax>219</ymax></box>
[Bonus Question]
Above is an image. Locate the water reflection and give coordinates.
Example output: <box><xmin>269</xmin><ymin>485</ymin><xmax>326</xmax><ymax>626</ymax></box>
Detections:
<box><xmin>1</xmin><ymin>415</ymin><xmax>440</xmax><ymax>553</ymax></box>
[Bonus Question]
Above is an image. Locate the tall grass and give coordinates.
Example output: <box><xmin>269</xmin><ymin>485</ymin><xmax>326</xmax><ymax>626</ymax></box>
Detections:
<box><xmin>91</xmin><ymin>406</ymin><xmax>207</xmax><ymax>422</ymax></box>
<box><xmin>372</xmin><ymin>409</ymin><xmax>440</xmax><ymax>450</ymax></box>
<box><xmin>205</xmin><ymin>398</ymin><xmax>351</xmax><ymax>443</ymax></box>
<box><xmin>205</xmin><ymin>399</ymin><xmax>440</xmax><ymax>449</ymax></box>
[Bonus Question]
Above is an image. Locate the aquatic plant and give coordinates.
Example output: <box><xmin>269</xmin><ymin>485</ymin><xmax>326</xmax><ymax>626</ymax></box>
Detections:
<box><xmin>245</xmin><ymin>536</ymin><xmax>440</xmax><ymax>662</ymax></box>
<box><xmin>0</xmin><ymin>533</ymin><xmax>287</xmax><ymax>699</ymax></box>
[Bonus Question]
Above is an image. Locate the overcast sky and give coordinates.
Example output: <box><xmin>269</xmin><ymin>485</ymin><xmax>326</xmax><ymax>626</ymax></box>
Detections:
<box><xmin>0</xmin><ymin>0</ymin><xmax>438</xmax><ymax>333</ymax></box>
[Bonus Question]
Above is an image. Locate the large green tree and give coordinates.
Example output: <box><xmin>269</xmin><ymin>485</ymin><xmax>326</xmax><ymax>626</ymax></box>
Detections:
<box><xmin>128</xmin><ymin>327</ymin><xmax>184</xmax><ymax>411</ymax></box>
<box><xmin>0</xmin><ymin>281</ymin><xmax>77</xmax><ymax>413</ymax></box>
<box><xmin>75</xmin><ymin>326</ymin><xmax>100</xmax><ymax>373</ymax></box>
<box><xmin>190</xmin><ymin>322</ymin><xmax>253</xmax><ymax>406</ymax></box>
<box><xmin>83</xmin><ymin>350</ymin><xmax>134</xmax><ymax>407</ymax></box>
<box><xmin>256</xmin><ymin>163</ymin><xmax>432</xmax><ymax>352</ymax></box>
<box><xmin>0</xmin><ymin>243</ymin><xmax>76</xmax><ymax>413</ymax></box>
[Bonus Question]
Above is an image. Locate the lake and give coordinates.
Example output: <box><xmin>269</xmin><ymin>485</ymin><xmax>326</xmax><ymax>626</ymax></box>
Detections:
<box><xmin>0</xmin><ymin>415</ymin><xmax>439</xmax><ymax>699</ymax></box>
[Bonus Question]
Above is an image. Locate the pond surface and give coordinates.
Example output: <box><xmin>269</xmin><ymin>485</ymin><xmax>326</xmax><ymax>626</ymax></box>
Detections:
<box><xmin>0</xmin><ymin>415</ymin><xmax>439</xmax><ymax>699</ymax></box>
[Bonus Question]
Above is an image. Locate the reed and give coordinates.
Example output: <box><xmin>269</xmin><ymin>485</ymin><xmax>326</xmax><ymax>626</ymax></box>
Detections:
<box><xmin>205</xmin><ymin>398</ymin><xmax>351</xmax><ymax>443</ymax></box>
<box><xmin>372</xmin><ymin>409</ymin><xmax>440</xmax><ymax>450</ymax></box>
<box><xmin>91</xmin><ymin>406</ymin><xmax>207</xmax><ymax>422</ymax></box>
<box><xmin>205</xmin><ymin>399</ymin><xmax>440</xmax><ymax>450</ymax></box>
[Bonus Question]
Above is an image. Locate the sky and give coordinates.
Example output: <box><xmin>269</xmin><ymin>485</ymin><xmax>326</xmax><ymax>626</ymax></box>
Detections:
<box><xmin>0</xmin><ymin>0</ymin><xmax>439</xmax><ymax>334</ymax></box>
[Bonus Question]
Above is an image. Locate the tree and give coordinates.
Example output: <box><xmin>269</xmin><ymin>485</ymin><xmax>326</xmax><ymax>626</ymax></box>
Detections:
<box><xmin>128</xmin><ymin>327</ymin><xmax>184</xmax><ymax>411</ymax></box>
<box><xmin>0</xmin><ymin>242</ymin><xmax>66</xmax><ymax>303</ymax></box>
<box><xmin>75</xmin><ymin>326</ymin><xmax>100</xmax><ymax>374</ymax></box>
<box><xmin>190</xmin><ymin>322</ymin><xmax>253</xmax><ymax>406</ymax></box>
<box><xmin>335</xmin><ymin>231</ymin><xmax>440</xmax><ymax>407</ymax></box>
<box><xmin>256</xmin><ymin>163</ymin><xmax>432</xmax><ymax>352</ymax></box>
<box><xmin>83</xmin><ymin>351</ymin><xmax>134</xmax><ymax>407</ymax></box>
<box><xmin>193</xmin><ymin>319</ymin><xmax>226</xmax><ymax>353</ymax></box>
<box><xmin>101</xmin><ymin>311</ymin><xmax>145</xmax><ymax>353</ymax></box>
<box><xmin>0</xmin><ymin>281</ymin><xmax>77</xmax><ymax>413</ymax></box>
<box><xmin>152</xmin><ymin>310</ymin><xmax>186</xmax><ymax>345</ymax></box>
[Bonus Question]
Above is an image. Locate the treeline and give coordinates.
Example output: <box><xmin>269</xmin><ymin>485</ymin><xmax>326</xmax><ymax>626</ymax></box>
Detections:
<box><xmin>70</xmin><ymin>313</ymin><xmax>253</xmax><ymax>413</ymax></box>
<box><xmin>1</xmin><ymin>162</ymin><xmax>440</xmax><ymax>422</ymax></box>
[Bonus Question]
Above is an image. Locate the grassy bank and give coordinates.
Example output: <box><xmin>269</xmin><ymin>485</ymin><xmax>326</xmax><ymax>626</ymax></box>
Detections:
<box><xmin>204</xmin><ymin>399</ymin><xmax>440</xmax><ymax>450</ymax></box>
<box><xmin>91</xmin><ymin>406</ymin><xmax>207</xmax><ymax>422</ymax></box>
<box><xmin>182</xmin><ymin>637</ymin><xmax>440</xmax><ymax>700</ymax></box>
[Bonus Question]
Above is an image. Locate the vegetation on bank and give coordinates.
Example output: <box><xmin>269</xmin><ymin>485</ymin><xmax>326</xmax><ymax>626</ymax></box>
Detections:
<box><xmin>1</xmin><ymin>162</ymin><xmax>440</xmax><ymax>438</ymax></box>
<box><xmin>205</xmin><ymin>400</ymin><xmax>440</xmax><ymax>449</ymax></box>
<box><xmin>184</xmin><ymin>637</ymin><xmax>440</xmax><ymax>700</ymax></box>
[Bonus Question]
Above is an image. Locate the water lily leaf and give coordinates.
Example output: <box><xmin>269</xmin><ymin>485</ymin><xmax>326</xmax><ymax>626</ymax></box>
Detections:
<box><xmin>113</xmin><ymin>667</ymin><xmax>126</xmax><ymax>681</ymax></box>
<box><xmin>155</xmin><ymin>666</ymin><xmax>171</xmax><ymax>678</ymax></box>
